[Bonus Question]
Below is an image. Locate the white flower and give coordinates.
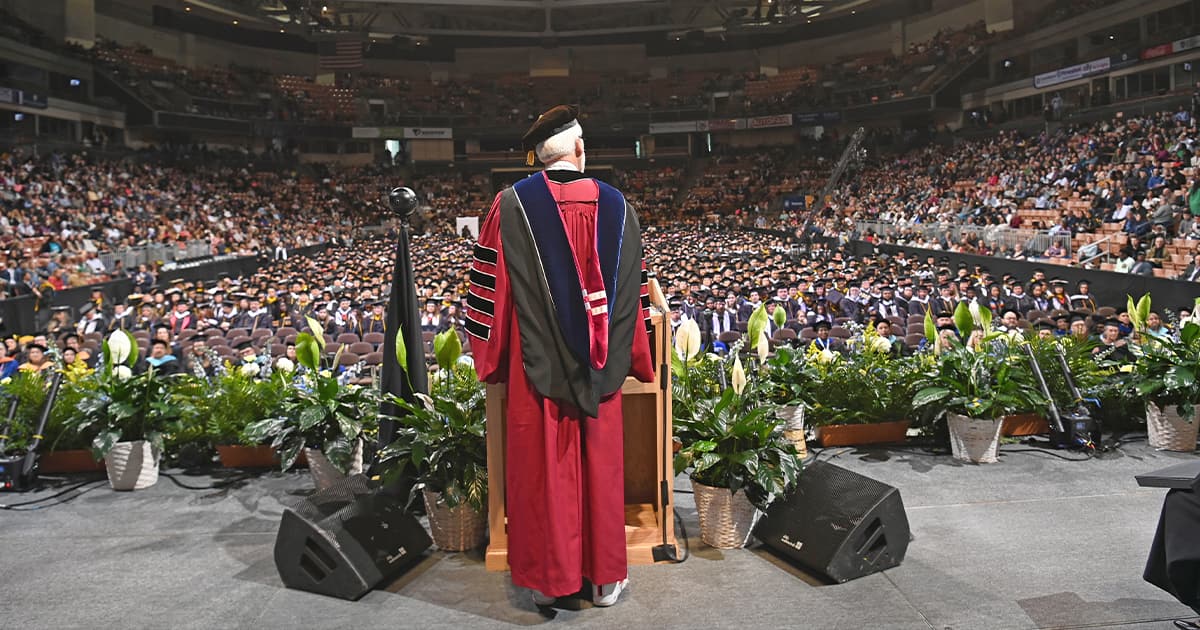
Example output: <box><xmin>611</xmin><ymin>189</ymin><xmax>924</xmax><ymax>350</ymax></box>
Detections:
<box><xmin>817</xmin><ymin>349</ymin><xmax>837</xmax><ymax>364</ymax></box>
<box><xmin>968</xmin><ymin>301</ymin><xmax>983</xmax><ymax>326</ymax></box>
<box><xmin>319</xmin><ymin>369</ymin><xmax>332</xmax><ymax>378</ymax></box>
<box><xmin>731</xmin><ymin>356</ymin><xmax>747</xmax><ymax>395</ymax></box>
<box><xmin>274</xmin><ymin>358</ymin><xmax>295</xmax><ymax>373</ymax></box>
<box><xmin>870</xmin><ymin>337</ymin><xmax>892</xmax><ymax>353</ymax></box>
<box><xmin>757</xmin><ymin>330</ymin><xmax>770</xmax><ymax>363</ymax></box>
<box><xmin>107</xmin><ymin>330</ymin><xmax>132</xmax><ymax>365</ymax></box>
<box><xmin>240</xmin><ymin>362</ymin><xmax>261</xmax><ymax>377</ymax></box>
<box><xmin>113</xmin><ymin>365</ymin><xmax>133</xmax><ymax>381</ymax></box>
<box><xmin>674</xmin><ymin>319</ymin><xmax>702</xmax><ymax>361</ymax></box>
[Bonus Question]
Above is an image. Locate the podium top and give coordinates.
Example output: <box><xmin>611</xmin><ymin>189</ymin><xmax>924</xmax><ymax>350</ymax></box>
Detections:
<box><xmin>1136</xmin><ymin>461</ymin><xmax>1200</xmax><ymax>491</ymax></box>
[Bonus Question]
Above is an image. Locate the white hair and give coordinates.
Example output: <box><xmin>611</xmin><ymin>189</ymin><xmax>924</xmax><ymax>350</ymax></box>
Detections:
<box><xmin>535</xmin><ymin>122</ymin><xmax>583</xmax><ymax>164</ymax></box>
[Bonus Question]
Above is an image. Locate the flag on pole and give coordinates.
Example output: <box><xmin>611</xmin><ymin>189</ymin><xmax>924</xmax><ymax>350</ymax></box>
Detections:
<box><xmin>377</xmin><ymin>219</ymin><xmax>428</xmax><ymax>449</ymax></box>
<box><xmin>318</xmin><ymin>40</ymin><xmax>363</xmax><ymax>70</ymax></box>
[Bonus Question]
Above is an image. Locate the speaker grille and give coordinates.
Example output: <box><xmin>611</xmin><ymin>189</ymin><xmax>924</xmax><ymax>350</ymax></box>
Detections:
<box><xmin>798</xmin><ymin>461</ymin><xmax>893</xmax><ymax>528</ymax></box>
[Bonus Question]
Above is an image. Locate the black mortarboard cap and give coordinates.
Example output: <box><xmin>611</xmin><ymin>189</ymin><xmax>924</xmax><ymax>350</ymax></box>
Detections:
<box><xmin>521</xmin><ymin>105</ymin><xmax>580</xmax><ymax>164</ymax></box>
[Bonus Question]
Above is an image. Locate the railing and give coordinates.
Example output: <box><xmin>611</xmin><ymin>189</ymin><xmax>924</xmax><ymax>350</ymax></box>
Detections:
<box><xmin>98</xmin><ymin>240</ymin><xmax>212</xmax><ymax>271</ymax></box>
<box><xmin>850</xmin><ymin>220</ymin><xmax>1073</xmax><ymax>258</ymax></box>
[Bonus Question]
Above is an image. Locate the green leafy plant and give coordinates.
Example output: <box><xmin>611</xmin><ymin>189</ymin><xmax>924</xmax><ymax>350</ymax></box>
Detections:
<box><xmin>911</xmin><ymin>335</ymin><xmax>1043</xmax><ymax>422</ymax></box>
<box><xmin>800</xmin><ymin>344</ymin><xmax>920</xmax><ymax>427</ymax></box>
<box><xmin>66</xmin><ymin>330</ymin><xmax>182</xmax><ymax>459</ymax></box>
<box><xmin>206</xmin><ymin>369</ymin><xmax>289</xmax><ymax>445</ymax></box>
<box><xmin>0</xmin><ymin>371</ymin><xmax>50</xmax><ymax>455</ymax></box>
<box><xmin>1125</xmin><ymin>316</ymin><xmax>1200</xmax><ymax>418</ymax></box>
<box><xmin>378</xmin><ymin>328</ymin><xmax>487</xmax><ymax>510</ymax></box>
<box><xmin>46</xmin><ymin>367</ymin><xmax>100</xmax><ymax>451</ymax></box>
<box><xmin>674</xmin><ymin>386</ymin><xmax>801</xmax><ymax>510</ymax></box>
<box><xmin>245</xmin><ymin>331</ymin><xmax>380</xmax><ymax>472</ymax></box>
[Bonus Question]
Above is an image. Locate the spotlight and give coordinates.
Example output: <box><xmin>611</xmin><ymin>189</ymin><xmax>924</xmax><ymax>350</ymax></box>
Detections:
<box><xmin>232</xmin><ymin>19</ymin><xmax>239</xmax><ymax>25</ymax></box>
<box><xmin>69</xmin><ymin>78</ymin><xmax>81</xmax><ymax>87</ymax></box>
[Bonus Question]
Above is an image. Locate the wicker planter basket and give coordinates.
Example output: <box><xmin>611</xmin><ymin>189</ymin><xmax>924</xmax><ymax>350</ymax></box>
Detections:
<box><xmin>1146</xmin><ymin>402</ymin><xmax>1199</xmax><ymax>453</ymax></box>
<box><xmin>778</xmin><ymin>405</ymin><xmax>808</xmax><ymax>458</ymax></box>
<box><xmin>422</xmin><ymin>488</ymin><xmax>487</xmax><ymax>551</ymax></box>
<box><xmin>691</xmin><ymin>480</ymin><xmax>760</xmax><ymax>549</ymax></box>
<box><xmin>104</xmin><ymin>440</ymin><xmax>160</xmax><ymax>490</ymax></box>
<box><xmin>946</xmin><ymin>414</ymin><xmax>1003</xmax><ymax>464</ymax></box>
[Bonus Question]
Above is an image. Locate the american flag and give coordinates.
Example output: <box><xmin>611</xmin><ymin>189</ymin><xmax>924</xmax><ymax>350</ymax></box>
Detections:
<box><xmin>318</xmin><ymin>40</ymin><xmax>363</xmax><ymax>70</ymax></box>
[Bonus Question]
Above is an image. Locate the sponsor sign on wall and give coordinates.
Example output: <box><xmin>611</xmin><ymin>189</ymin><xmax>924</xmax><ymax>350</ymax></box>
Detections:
<box><xmin>1033</xmin><ymin>57</ymin><xmax>1111</xmax><ymax>89</ymax></box>
<box><xmin>748</xmin><ymin>114</ymin><xmax>793</xmax><ymax>129</ymax></box>
<box><xmin>1142</xmin><ymin>43</ymin><xmax>1174</xmax><ymax>60</ymax></box>
<box><xmin>402</xmin><ymin>127</ymin><xmax>452</xmax><ymax>139</ymax></box>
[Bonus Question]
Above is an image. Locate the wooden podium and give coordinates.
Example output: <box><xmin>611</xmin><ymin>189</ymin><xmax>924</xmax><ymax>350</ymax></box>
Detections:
<box><xmin>484</xmin><ymin>311</ymin><xmax>676</xmax><ymax>571</ymax></box>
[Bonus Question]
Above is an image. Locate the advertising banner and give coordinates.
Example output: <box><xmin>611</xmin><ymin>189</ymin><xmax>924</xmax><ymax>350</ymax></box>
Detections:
<box><xmin>1142</xmin><ymin>43</ymin><xmax>1173</xmax><ymax>60</ymax></box>
<box><xmin>748</xmin><ymin>114</ymin><xmax>793</xmax><ymax>129</ymax></box>
<box><xmin>1033</xmin><ymin>57</ymin><xmax>1111</xmax><ymax>89</ymax></box>
<box><xmin>403</xmin><ymin>127</ymin><xmax>452</xmax><ymax>139</ymax></box>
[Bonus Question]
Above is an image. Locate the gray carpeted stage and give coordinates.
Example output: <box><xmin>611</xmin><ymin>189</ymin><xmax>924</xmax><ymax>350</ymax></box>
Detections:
<box><xmin>1</xmin><ymin>440</ymin><xmax>1197</xmax><ymax>629</ymax></box>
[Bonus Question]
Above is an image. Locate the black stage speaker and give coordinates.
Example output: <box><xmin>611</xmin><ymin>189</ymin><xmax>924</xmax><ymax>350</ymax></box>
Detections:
<box><xmin>755</xmin><ymin>461</ymin><xmax>910</xmax><ymax>583</ymax></box>
<box><xmin>274</xmin><ymin>474</ymin><xmax>432</xmax><ymax>600</ymax></box>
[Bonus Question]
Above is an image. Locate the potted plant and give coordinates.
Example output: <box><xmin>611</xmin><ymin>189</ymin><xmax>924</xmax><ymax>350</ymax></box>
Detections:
<box><xmin>674</xmin><ymin>352</ymin><xmax>801</xmax><ymax>549</ymax></box>
<box><xmin>246</xmin><ymin>320</ymin><xmax>380</xmax><ymax>488</ymax></box>
<box><xmin>1124</xmin><ymin>295</ymin><xmax>1200</xmax><ymax>452</ymax></box>
<box><xmin>799</xmin><ymin>323</ymin><xmax>918</xmax><ymax>447</ymax></box>
<box><xmin>67</xmin><ymin>330</ymin><xmax>181</xmax><ymax>490</ymax></box>
<box><xmin>379</xmin><ymin>328</ymin><xmax>488</xmax><ymax>551</ymax></box>
<box><xmin>42</xmin><ymin>365</ymin><xmax>106</xmax><ymax>473</ymax></box>
<box><xmin>760</xmin><ymin>345</ymin><xmax>816</xmax><ymax>456</ymax></box>
<box><xmin>205</xmin><ymin>367</ymin><xmax>291</xmax><ymax>468</ymax></box>
<box><xmin>912</xmin><ymin>305</ymin><xmax>1043</xmax><ymax>464</ymax></box>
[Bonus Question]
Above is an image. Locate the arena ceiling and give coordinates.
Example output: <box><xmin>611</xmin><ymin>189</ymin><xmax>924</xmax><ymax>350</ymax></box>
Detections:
<box><xmin>231</xmin><ymin>0</ymin><xmax>876</xmax><ymax>39</ymax></box>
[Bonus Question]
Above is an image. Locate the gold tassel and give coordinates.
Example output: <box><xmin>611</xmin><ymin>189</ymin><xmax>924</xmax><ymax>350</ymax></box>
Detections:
<box><xmin>526</xmin><ymin>150</ymin><xmax>535</xmax><ymax>166</ymax></box>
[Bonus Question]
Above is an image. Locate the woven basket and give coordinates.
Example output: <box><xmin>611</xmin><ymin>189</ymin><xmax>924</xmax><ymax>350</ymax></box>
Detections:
<box><xmin>422</xmin><ymin>488</ymin><xmax>487</xmax><ymax>551</ymax></box>
<box><xmin>1146</xmin><ymin>402</ymin><xmax>1199</xmax><ymax>453</ymax></box>
<box><xmin>778</xmin><ymin>405</ymin><xmax>808</xmax><ymax>458</ymax></box>
<box><xmin>946</xmin><ymin>414</ymin><xmax>1003</xmax><ymax>464</ymax></box>
<box><xmin>692</xmin><ymin>480</ymin><xmax>760</xmax><ymax>549</ymax></box>
<box><xmin>105</xmin><ymin>440</ymin><xmax>160</xmax><ymax>491</ymax></box>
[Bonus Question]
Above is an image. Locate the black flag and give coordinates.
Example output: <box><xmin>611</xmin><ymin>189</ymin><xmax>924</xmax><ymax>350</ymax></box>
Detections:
<box><xmin>378</xmin><ymin>187</ymin><xmax>428</xmax><ymax>448</ymax></box>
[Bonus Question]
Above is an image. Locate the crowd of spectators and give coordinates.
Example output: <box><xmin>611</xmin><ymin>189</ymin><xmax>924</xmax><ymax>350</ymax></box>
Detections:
<box><xmin>18</xmin><ymin>223</ymin><xmax>1193</xmax><ymax>377</ymax></box>
<box><xmin>0</xmin><ymin>149</ymin><xmax>404</xmax><ymax>297</ymax></box>
<box><xmin>732</xmin><ymin>108</ymin><xmax>1200</xmax><ymax>279</ymax></box>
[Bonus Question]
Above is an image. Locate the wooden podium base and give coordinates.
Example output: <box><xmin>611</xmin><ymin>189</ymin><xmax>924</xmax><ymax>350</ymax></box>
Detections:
<box><xmin>484</xmin><ymin>503</ymin><xmax>678</xmax><ymax>571</ymax></box>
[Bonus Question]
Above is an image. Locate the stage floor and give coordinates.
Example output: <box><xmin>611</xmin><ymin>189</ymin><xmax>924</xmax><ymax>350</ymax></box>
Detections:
<box><xmin>2</xmin><ymin>440</ymin><xmax>1197</xmax><ymax>629</ymax></box>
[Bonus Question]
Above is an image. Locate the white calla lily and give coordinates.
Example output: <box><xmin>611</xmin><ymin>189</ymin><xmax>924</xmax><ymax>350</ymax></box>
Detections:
<box><xmin>674</xmin><ymin>319</ymin><xmax>702</xmax><ymax>360</ymax></box>
<box><xmin>107</xmin><ymin>330</ymin><xmax>132</xmax><ymax>365</ymax></box>
<box><xmin>275</xmin><ymin>357</ymin><xmax>295</xmax><ymax>373</ymax></box>
<box><xmin>731</xmin><ymin>355</ymin><xmax>747</xmax><ymax>395</ymax></box>
<box><xmin>757</xmin><ymin>330</ymin><xmax>770</xmax><ymax>363</ymax></box>
<box><xmin>968</xmin><ymin>301</ymin><xmax>983</xmax><ymax>326</ymax></box>
<box><xmin>113</xmin><ymin>365</ymin><xmax>133</xmax><ymax>381</ymax></box>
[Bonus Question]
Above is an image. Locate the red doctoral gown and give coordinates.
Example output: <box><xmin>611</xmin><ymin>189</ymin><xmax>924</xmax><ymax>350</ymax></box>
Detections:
<box><xmin>467</xmin><ymin>169</ymin><xmax>654</xmax><ymax>597</ymax></box>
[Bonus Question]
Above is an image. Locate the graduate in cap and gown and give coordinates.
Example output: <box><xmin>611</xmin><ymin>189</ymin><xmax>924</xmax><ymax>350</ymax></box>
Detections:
<box><xmin>466</xmin><ymin>105</ymin><xmax>654</xmax><ymax>608</ymax></box>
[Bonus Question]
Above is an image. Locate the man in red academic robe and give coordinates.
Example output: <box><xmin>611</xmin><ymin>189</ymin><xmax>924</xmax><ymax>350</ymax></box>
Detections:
<box><xmin>466</xmin><ymin>105</ymin><xmax>654</xmax><ymax>608</ymax></box>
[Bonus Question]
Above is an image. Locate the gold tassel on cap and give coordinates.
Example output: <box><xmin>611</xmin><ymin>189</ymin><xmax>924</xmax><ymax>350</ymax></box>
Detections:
<box><xmin>526</xmin><ymin>150</ymin><xmax>535</xmax><ymax>166</ymax></box>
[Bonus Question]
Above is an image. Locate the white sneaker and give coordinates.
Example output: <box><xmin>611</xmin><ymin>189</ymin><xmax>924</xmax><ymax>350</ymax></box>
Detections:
<box><xmin>531</xmin><ymin>589</ymin><xmax>556</xmax><ymax>607</ymax></box>
<box><xmin>592</xmin><ymin>578</ymin><xmax>629</xmax><ymax>607</ymax></box>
